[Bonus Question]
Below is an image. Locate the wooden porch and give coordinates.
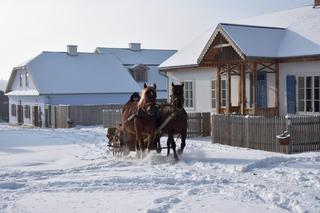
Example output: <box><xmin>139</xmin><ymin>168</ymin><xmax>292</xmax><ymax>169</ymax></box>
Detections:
<box><xmin>214</xmin><ymin>62</ymin><xmax>280</xmax><ymax>117</ymax></box>
<box><xmin>200</xmin><ymin>30</ymin><xmax>280</xmax><ymax>116</ymax></box>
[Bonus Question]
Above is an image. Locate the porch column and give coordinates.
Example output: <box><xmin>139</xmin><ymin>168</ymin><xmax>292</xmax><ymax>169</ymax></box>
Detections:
<box><xmin>240</xmin><ymin>63</ymin><xmax>246</xmax><ymax>114</ymax></box>
<box><xmin>216</xmin><ymin>64</ymin><xmax>221</xmax><ymax>114</ymax></box>
<box><xmin>227</xmin><ymin>63</ymin><xmax>232</xmax><ymax>114</ymax></box>
<box><xmin>252</xmin><ymin>62</ymin><xmax>257</xmax><ymax>115</ymax></box>
<box><xmin>275</xmin><ymin>63</ymin><xmax>280</xmax><ymax>116</ymax></box>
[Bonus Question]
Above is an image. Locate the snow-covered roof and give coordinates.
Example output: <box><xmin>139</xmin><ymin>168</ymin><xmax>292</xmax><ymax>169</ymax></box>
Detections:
<box><xmin>5</xmin><ymin>89</ymin><xmax>40</xmax><ymax>96</ymax></box>
<box><xmin>160</xmin><ymin>5</ymin><xmax>320</xmax><ymax>70</ymax></box>
<box><xmin>219</xmin><ymin>24</ymin><xmax>286</xmax><ymax>58</ymax></box>
<box><xmin>159</xmin><ymin>29</ymin><xmax>214</xmax><ymax>70</ymax></box>
<box><xmin>95</xmin><ymin>47</ymin><xmax>177</xmax><ymax>65</ymax></box>
<box><xmin>6</xmin><ymin>52</ymin><xmax>141</xmax><ymax>95</ymax></box>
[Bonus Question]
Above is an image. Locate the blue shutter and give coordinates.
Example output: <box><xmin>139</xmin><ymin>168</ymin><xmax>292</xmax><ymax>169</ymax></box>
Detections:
<box><xmin>287</xmin><ymin>75</ymin><xmax>296</xmax><ymax>114</ymax></box>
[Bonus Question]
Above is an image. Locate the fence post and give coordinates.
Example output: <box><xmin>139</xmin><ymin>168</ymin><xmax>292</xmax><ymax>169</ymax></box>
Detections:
<box><xmin>286</xmin><ymin>116</ymin><xmax>292</xmax><ymax>154</ymax></box>
<box><xmin>245</xmin><ymin>116</ymin><xmax>250</xmax><ymax>148</ymax></box>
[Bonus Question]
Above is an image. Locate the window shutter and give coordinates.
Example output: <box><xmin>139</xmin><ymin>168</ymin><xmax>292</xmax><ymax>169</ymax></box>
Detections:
<box><xmin>287</xmin><ymin>75</ymin><xmax>296</xmax><ymax>114</ymax></box>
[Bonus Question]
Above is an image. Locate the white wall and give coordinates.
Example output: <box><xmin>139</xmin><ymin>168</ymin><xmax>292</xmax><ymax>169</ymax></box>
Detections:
<box><xmin>11</xmin><ymin>69</ymin><xmax>37</xmax><ymax>91</ymax></box>
<box><xmin>279</xmin><ymin>61</ymin><xmax>320</xmax><ymax>115</ymax></box>
<box><xmin>46</xmin><ymin>93</ymin><xmax>132</xmax><ymax>105</ymax></box>
<box><xmin>167</xmin><ymin>67</ymin><xmax>239</xmax><ymax>113</ymax></box>
<box><xmin>8</xmin><ymin>96</ymin><xmax>46</xmax><ymax>127</ymax></box>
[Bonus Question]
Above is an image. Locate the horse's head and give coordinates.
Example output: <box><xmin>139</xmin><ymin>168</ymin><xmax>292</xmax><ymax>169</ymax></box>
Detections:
<box><xmin>139</xmin><ymin>83</ymin><xmax>157</xmax><ymax>112</ymax></box>
<box><xmin>171</xmin><ymin>82</ymin><xmax>184</xmax><ymax>110</ymax></box>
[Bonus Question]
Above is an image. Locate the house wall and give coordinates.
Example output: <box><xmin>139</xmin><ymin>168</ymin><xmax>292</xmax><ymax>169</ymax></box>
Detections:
<box><xmin>8</xmin><ymin>96</ymin><xmax>46</xmax><ymax>127</ymax></box>
<box><xmin>11</xmin><ymin>69</ymin><xmax>37</xmax><ymax>91</ymax></box>
<box><xmin>166</xmin><ymin>67</ymin><xmax>239</xmax><ymax>112</ymax></box>
<box><xmin>8</xmin><ymin>93</ymin><xmax>132</xmax><ymax>127</ymax></box>
<box><xmin>45</xmin><ymin>93</ymin><xmax>132</xmax><ymax>105</ymax></box>
<box><xmin>279</xmin><ymin>61</ymin><xmax>320</xmax><ymax>115</ymax></box>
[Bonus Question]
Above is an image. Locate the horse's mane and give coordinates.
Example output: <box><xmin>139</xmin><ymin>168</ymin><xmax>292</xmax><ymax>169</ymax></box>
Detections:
<box><xmin>138</xmin><ymin>89</ymin><xmax>146</xmax><ymax>107</ymax></box>
<box><xmin>138</xmin><ymin>86</ymin><xmax>156</xmax><ymax>107</ymax></box>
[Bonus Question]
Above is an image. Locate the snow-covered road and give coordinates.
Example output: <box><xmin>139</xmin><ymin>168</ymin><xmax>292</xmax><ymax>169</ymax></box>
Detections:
<box><xmin>0</xmin><ymin>124</ymin><xmax>319</xmax><ymax>213</ymax></box>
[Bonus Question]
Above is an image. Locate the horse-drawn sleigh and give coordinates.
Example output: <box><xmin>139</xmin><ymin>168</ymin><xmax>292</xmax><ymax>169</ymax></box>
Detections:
<box><xmin>106</xmin><ymin>82</ymin><xmax>188</xmax><ymax>160</ymax></box>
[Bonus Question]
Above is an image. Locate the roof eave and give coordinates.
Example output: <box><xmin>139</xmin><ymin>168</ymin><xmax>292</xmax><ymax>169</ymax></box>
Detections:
<box><xmin>158</xmin><ymin>64</ymin><xmax>199</xmax><ymax>71</ymax></box>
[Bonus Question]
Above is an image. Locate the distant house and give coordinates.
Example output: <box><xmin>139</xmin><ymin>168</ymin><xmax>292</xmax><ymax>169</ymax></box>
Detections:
<box><xmin>95</xmin><ymin>43</ymin><xmax>177</xmax><ymax>99</ymax></box>
<box><xmin>5</xmin><ymin>44</ymin><xmax>176</xmax><ymax>127</ymax></box>
<box><xmin>160</xmin><ymin>2</ymin><xmax>320</xmax><ymax>116</ymax></box>
<box><xmin>0</xmin><ymin>90</ymin><xmax>9</xmax><ymax>122</ymax></box>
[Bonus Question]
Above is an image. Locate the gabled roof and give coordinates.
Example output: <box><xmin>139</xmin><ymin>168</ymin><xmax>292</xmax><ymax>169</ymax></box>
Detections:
<box><xmin>95</xmin><ymin>47</ymin><xmax>177</xmax><ymax>65</ymax></box>
<box><xmin>160</xmin><ymin>5</ymin><xmax>320</xmax><ymax>70</ymax></box>
<box><xmin>6</xmin><ymin>52</ymin><xmax>141</xmax><ymax>95</ymax></box>
<box><xmin>199</xmin><ymin>23</ymin><xmax>286</xmax><ymax>62</ymax></box>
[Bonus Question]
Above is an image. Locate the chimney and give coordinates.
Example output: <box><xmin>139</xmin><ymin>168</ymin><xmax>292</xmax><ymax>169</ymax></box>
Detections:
<box><xmin>129</xmin><ymin>43</ymin><xmax>141</xmax><ymax>51</ymax></box>
<box><xmin>315</xmin><ymin>0</ymin><xmax>320</xmax><ymax>7</ymax></box>
<box><xmin>67</xmin><ymin>45</ymin><xmax>78</xmax><ymax>56</ymax></box>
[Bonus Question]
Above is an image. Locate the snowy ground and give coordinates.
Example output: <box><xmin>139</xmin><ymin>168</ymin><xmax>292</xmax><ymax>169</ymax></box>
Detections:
<box><xmin>0</xmin><ymin>124</ymin><xmax>319</xmax><ymax>213</ymax></box>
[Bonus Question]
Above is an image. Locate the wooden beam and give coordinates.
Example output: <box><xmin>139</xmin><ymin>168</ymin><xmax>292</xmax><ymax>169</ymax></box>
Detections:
<box><xmin>238</xmin><ymin>64</ymin><xmax>242</xmax><ymax>108</ymax></box>
<box><xmin>241</xmin><ymin>63</ymin><xmax>246</xmax><ymax>115</ymax></box>
<box><xmin>212</xmin><ymin>43</ymin><xmax>232</xmax><ymax>49</ymax></box>
<box><xmin>216</xmin><ymin>65</ymin><xmax>221</xmax><ymax>114</ymax></box>
<box><xmin>275</xmin><ymin>63</ymin><xmax>280</xmax><ymax>116</ymax></box>
<box><xmin>252</xmin><ymin>62</ymin><xmax>257</xmax><ymax>115</ymax></box>
<box><xmin>227</xmin><ymin>63</ymin><xmax>232</xmax><ymax>114</ymax></box>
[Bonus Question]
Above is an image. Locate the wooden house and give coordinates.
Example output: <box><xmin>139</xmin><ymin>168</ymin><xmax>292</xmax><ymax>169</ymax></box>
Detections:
<box><xmin>160</xmin><ymin>2</ymin><xmax>320</xmax><ymax>116</ymax></box>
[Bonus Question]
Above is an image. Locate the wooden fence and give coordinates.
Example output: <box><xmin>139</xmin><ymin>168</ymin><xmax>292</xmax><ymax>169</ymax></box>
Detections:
<box><xmin>187</xmin><ymin>112</ymin><xmax>211</xmax><ymax>137</ymax></box>
<box><xmin>47</xmin><ymin>104</ymin><xmax>123</xmax><ymax>128</ymax></box>
<box><xmin>102</xmin><ymin>110</ymin><xmax>211</xmax><ymax>138</ymax></box>
<box><xmin>289</xmin><ymin>116</ymin><xmax>320</xmax><ymax>153</ymax></box>
<box><xmin>212</xmin><ymin>114</ymin><xmax>320</xmax><ymax>154</ymax></box>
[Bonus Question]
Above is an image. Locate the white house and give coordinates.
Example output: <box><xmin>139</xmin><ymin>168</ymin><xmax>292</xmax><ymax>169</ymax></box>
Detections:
<box><xmin>6</xmin><ymin>44</ymin><xmax>176</xmax><ymax>127</ymax></box>
<box><xmin>95</xmin><ymin>43</ymin><xmax>177</xmax><ymax>99</ymax></box>
<box><xmin>160</xmin><ymin>2</ymin><xmax>320</xmax><ymax>116</ymax></box>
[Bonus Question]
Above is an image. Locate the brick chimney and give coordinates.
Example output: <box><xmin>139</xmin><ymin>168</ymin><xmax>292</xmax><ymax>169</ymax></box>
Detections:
<box><xmin>67</xmin><ymin>45</ymin><xmax>78</xmax><ymax>56</ymax></box>
<box><xmin>129</xmin><ymin>43</ymin><xmax>141</xmax><ymax>51</ymax></box>
<box><xmin>315</xmin><ymin>0</ymin><xmax>320</xmax><ymax>7</ymax></box>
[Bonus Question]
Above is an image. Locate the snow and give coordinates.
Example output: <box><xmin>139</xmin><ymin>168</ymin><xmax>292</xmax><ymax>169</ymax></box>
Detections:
<box><xmin>0</xmin><ymin>124</ymin><xmax>319</xmax><ymax>213</ymax></box>
<box><xmin>161</xmin><ymin>6</ymin><xmax>320</xmax><ymax>69</ymax></box>
<box><xmin>5</xmin><ymin>89</ymin><xmax>39</xmax><ymax>96</ymax></box>
<box><xmin>159</xmin><ymin>28</ymin><xmax>214</xmax><ymax>70</ymax></box>
<box><xmin>7</xmin><ymin>52</ymin><xmax>141</xmax><ymax>95</ymax></box>
<box><xmin>220</xmin><ymin>24</ymin><xmax>286</xmax><ymax>58</ymax></box>
<box><xmin>95</xmin><ymin>47</ymin><xmax>177</xmax><ymax>65</ymax></box>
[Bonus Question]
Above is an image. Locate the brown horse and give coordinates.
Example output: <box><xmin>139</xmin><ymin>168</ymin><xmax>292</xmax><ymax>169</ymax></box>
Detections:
<box><xmin>156</xmin><ymin>83</ymin><xmax>188</xmax><ymax>160</ymax></box>
<box><xmin>121</xmin><ymin>83</ymin><xmax>158</xmax><ymax>157</ymax></box>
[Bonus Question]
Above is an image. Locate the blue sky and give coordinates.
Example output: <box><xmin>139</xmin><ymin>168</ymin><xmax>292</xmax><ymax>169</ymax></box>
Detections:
<box><xmin>0</xmin><ymin>0</ymin><xmax>313</xmax><ymax>81</ymax></box>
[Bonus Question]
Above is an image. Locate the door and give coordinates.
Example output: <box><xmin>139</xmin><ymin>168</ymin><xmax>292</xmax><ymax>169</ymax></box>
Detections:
<box><xmin>33</xmin><ymin>106</ymin><xmax>40</xmax><ymax>127</ymax></box>
<box><xmin>17</xmin><ymin>105</ymin><xmax>23</xmax><ymax>125</ymax></box>
<box><xmin>257</xmin><ymin>73</ymin><xmax>267</xmax><ymax>108</ymax></box>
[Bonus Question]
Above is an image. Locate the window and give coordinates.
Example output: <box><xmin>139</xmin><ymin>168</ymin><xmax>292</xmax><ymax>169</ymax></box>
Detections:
<box><xmin>25</xmin><ymin>72</ymin><xmax>29</xmax><ymax>87</ymax></box>
<box><xmin>211</xmin><ymin>80</ymin><xmax>216</xmax><ymax>108</ymax></box>
<box><xmin>19</xmin><ymin>73</ymin><xmax>23</xmax><ymax>87</ymax></box>
<box><xmin>129</xmin><ymin>65</ymin><xmax>148</xmax><ymax>82</ymax></box>
<box><xmin>183</xmin><ymin>81</ymin><xmax>194</xmax><ymax>108</ymax></box>
<box><xmin>24</xmin><ymin>105</ymin><xmax>31</xmax><ymax>119</ymax></box>
<box><xmin>132</xmin><ymin>69</ymin><xmax>147</xmax><ymax>82</ymax></box>
<box><xmin>297</xmin><ymin>76</ymin><xmax>320</xmax><ymax>113</ymax></box>
<box><xmin>11</xmin><ymin>104</ymin><xmax>16</xmax><ymax>116</ymax></box>
<box><xmin>221</xmin><ymin>79</ymin><xmax>227</xmax><ymax>107</ymax></box>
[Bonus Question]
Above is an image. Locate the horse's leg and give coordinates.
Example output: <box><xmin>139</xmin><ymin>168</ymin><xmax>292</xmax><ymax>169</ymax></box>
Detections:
<box><xmin>134</xmin><ymin>120</ymin><xmax>144</xmax><ymax>158</ymax></box>
<box><xmin>178</xmin><ymin>130</ymin><xmax>187</xmax><ymax>155</ymax></box>
<box><xmin>169</xmin><ymin>134</ymin><xmax>178</xmax><ymax>160</ymax></box>
<box><xmin>166</xmin><ymin>136</ymin><xmax>171</xmax><ymax>157</ymax></box>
